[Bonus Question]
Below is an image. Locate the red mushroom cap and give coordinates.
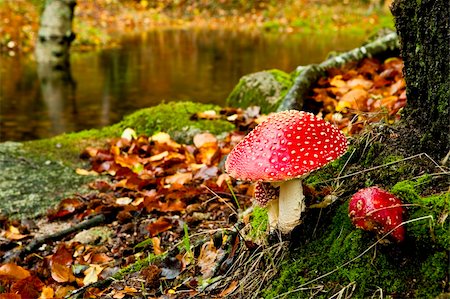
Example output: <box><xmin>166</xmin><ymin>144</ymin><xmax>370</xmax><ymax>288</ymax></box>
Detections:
<box><xmin>225</xmin><ymin>110</ymin><xmax>348</xmax><ymax>182</ymax></box>
<box><xmin>348</xmin><ymin>186</ymin><xmax>405</xmax><ymax>242</ymax></box>
<box><xmin>254</xmin><ymin>182</ymin><xmax>279</xmax><ymax>207</ymax></box>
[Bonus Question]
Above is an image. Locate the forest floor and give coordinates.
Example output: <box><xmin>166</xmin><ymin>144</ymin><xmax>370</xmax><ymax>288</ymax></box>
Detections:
<box><xmin>3</xmin><ymin>55</ymin><xmax>446</xmax><ymax>299</ymax></box>
<box><xmin>0</xmin><ymin>0</ymin><xmax>394</xmax><ymax>55</ymax></box>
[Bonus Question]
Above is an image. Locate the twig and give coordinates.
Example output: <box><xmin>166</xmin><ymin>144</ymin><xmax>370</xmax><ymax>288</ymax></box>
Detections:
<box><xmin>2</xmin><ymin>214</ymin><xmax>105</xmax><ymax>263</ymax></box>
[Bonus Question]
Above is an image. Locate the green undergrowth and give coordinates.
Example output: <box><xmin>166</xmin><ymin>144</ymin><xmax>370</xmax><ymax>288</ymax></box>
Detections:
<box><xmin>261</xmin><ymin>175</ymin><xmax>449</xmax><ymax>298</ymax></box>
<box><xmin>23</xmin><ymin>101</ymin><xmax>234</xmax><ymax>167</ymax></box>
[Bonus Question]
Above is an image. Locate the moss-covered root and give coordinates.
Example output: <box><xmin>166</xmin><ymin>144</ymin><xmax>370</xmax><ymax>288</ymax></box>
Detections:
<box><xmin>263</xmin><ymin>176</ymin><xmax>449</xmax><ymax>298</ymax></box>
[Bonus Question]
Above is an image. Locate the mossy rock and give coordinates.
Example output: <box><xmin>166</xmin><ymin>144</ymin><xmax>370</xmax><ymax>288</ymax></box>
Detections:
<box><xmin>0</xmin><ymin>101</ymin><xmax>234</xmax><ymax>219</ymax></box>
<box><xmin>226</xmin><ymin>69</ymin><xmax>293</xmax><ymax>113</ymax></box>
<box><xmin>261</xmin><ymin>176</ymin><xmax>449</xmax><ymax>298</ymax></box>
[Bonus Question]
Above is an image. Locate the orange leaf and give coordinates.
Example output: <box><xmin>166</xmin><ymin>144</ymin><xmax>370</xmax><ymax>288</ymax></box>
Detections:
<box><xmin>90</xmin><ymin>253</ymin><xmax>113</xmax><ymax>264</ymax></box>
<box><xmin>338</xmin><ymin>89</ymin><xmax>368</xmax><ymax>111</ymax></box>
<box><xmin>218</xmin><ymin>280</ymin><xmax>238</xmax><ymax>297</ymax></box>
<box><xmin>50</xmin><ymin>245</ymin><xmax>74</xmax><ymax>283</ymax></box>
<box><xmin>165</xmin><ymin>172</ymin><xmax>192</xmax><ymax>185</ymax></box>
<box><xmin>329</xmin><ymin>75</ymin><xmax>346</xmax><ymax>88</ymax></box>
<box><xmin>146</xmin><ymin>217</ymin><xmax>172</xmax><ymax>237</ymax></box>
<box><xmin>4</xmin><ymin>225</ymin><xmax>28</xmax><ymax>240</ymax></box>
<box><xmin>0</xmin><ymin>263</ymin><xmax>31</xmax><ymax>281</ymax></box>
<box><xmin>151</xmin><ymin>237</ymin><xmax>164</xmax><ymax>255</ymax></box>
<box><xmin>39</xmin><ymin>286</ymin><xmax>54</xmax><ymax>299</ymax></box>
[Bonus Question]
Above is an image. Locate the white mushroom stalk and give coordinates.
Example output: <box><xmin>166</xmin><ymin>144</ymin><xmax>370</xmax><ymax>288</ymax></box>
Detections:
<box><xmin>226</xmin><ymin>110</ymin><xmax>348</xmax><ymax>235</ymax></box>
<box><xmin>277</xmin><ymin>179</ymin><xmax>305</xmax><ymax>234</ymax></box>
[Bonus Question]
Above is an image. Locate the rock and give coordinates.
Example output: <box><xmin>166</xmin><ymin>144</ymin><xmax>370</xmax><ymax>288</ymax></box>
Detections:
<box><xmin>226</xmin><ymin>69</ymin><xmax>293</xmax><ymax>113</ymax></box>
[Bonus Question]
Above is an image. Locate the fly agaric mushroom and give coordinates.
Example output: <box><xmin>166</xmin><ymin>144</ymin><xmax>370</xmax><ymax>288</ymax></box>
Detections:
<box><xmin>348</xmin><ymin>186</ymin><xmax>405</xmax><ymax>242</ymax></box>
<box><xmin>225</xmin><ymin>110</ymin><xmax>348</xmax><ymax>234</ymax></box>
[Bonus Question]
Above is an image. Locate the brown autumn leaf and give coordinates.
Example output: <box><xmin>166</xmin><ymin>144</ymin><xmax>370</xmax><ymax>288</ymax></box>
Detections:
<box><xmin>90</xmin><ymin>252</ymin><xmax>113</xmax><ymax>264</ymax></box>
<box><xmin>11</xmin><ymin>276</ymin><xmax>44</xmax><ymax>299</ymax></box>
<box><xmin>47</xmin><ymin>197</ymin><xmax>84</xmax><ymax>220</ymax></box>
<box><xmin>218</xmin><ymin>280</ymin><xmax>239</xmax><ymax>297</ymax></box>
<box><xmin>50</xmin><ymin>245</ymin><xmax>74</xmax><ymax>283</ymax></box>
<box><xmin>165</xmin><ymin>172</ymin><xmax>193</xmax><ymax>185</ymax></box>
<box><xmin>151</xmin><ymin>237</ymin><xmax>164</xmax><ymax>255</ymax></box>
<box><xmin>0</xmin><ymin>294</ymin><xmax>21</xmax><ymax>299</ymax></box>
<box><xmin>0</xmin><ymin>263</ymin><xmax>31</xmax><ymax>281</ymax></box>
<box><xmin>193</xmin><ymin>133</ymin><xmax>220</xmax><ymax>166</ymax></box>
<box><xmin>337</xmin><ymin>88</ymin><xmax>368</xmax><ymax>111</ymax></box>
<box><xmin>146</xmin><ymin>217</ymin><xmax>172</xmax><ymax>237</ymax></box>
<box><xmin>346</xmin><ymin>77</ymin><xmax>373</xmax><ymax>90</ymax></box>
<box><xmin>4</xmin><ymin>225</ymin><xmax>28</xmax><ymax>240</ymax></box>
<box><xmin>197</xmin><ymin>241</ymin><xmax>222</xmax><ymax>279</ymax></box>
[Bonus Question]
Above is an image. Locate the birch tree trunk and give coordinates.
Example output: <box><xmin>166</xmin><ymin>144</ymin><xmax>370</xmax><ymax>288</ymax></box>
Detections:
<box><xmin>35</xmin><ymin>0</ymin><xmax>76</xmax><ymax>68</ymax></box>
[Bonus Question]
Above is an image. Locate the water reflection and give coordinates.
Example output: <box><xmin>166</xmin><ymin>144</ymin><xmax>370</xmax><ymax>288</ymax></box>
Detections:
<box><xmin>0</xmin><ymin>29</ymin><xmax>365</xmax><ymax>141</ymax></box>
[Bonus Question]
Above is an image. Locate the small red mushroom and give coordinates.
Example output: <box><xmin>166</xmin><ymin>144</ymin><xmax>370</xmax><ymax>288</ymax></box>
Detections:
<box><xmin>225</xmin><ymin>110</ymin><xmax>348</xmax><ymax>234</ymax></box>
<box><xmin>348</xmin><ymin>186</ymin><xmax>405</xmax><ymax>242</ymax></box>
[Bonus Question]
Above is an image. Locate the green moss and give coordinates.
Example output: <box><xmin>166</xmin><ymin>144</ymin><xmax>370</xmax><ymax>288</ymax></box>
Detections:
<box><xmin>391</xmin><ymin>177</ymin><xmax>450</xmax><ymax>249</ymax></box>
<box><xmin>264</xmin><ymin>179</ymin><xmax>449</xmax><ymax>298</ymax></box>
<box><xmin>111</xmin><ymin>101</ymin><xmax>234</xmax><ymax>143</ymax></box>
<box><xmin>418</xmin><ymin>252</ymin><xmax>448</xmax><ymax>298</ymax></box>
<box><xmin>226</xmin><ymin>69</ymin><xmax>293</xmax><ymax>113</ymax></box>
<box><xmin>249</xmin><ymin>206</ymin><xmax>269</xmax><ymax>241</ymax></box>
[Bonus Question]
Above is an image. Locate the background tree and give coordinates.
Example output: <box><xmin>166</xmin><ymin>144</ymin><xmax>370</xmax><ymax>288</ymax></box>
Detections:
<box><xmin>35</xmin><ymin>0</ymin><xmax>76</xmax><ymax>67</ymax></box>
<box><xmin>391</xmin><ymin>0</ymin><xmax>449</xmax><ymax>161</ymax></box>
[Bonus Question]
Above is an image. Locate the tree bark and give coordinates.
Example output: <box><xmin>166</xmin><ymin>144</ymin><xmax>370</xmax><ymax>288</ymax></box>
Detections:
<box><xmin>391</xmin><ymin>0</ymin><xmax>450</xmax><ymax>160</ymax></box>
<box><xmin>35</xmin><ymin>0</ymin><xmax>76</xmax><ymax>68</ymax></box>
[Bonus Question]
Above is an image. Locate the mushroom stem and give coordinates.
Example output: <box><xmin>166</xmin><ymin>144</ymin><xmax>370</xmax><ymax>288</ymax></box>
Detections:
<box><xmin>266</xmin><ymin>199</ymin><xmax>279</xmax><ymax>232</ymax></box>
<box><xmin>277</xmin><ymin>179</ymin><xmax>305</xmax><ymax>234</ymax></box>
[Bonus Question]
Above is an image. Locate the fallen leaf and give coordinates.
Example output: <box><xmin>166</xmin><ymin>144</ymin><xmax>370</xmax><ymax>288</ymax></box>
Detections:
<box><xmin>0</xmin><ymin>294</ymin><xmax>21</xmax><ymax>299</ymax></box>
<box><xmin>197</xmin><ymin>241</ymin><xmax>219</xmax><ymax>279</ymax></box>
<box><xmin>151</xmin><ymin>237</ymin><xmax>164</xmax><ymax>255</ymax></box>
<box><xmin>83</xmin><ymin>264</ymin><xmax>104</xmax><ymax>285</ymax></box>
<box><xmin>116</xmin><ymin>197</ymin><xmax>133</xmax><ymax>205</ymax></box>
<box><xmin>0</xmin><ymin>263</ymin><xmax>31</xmax><ymax>281</ymax></box>
<box><xmin>75</xmin><ymin>168</ymin><xmax>99</xmax><ymax>176</ymax></box>
<box><xmin>193</xmin><ymin>133</ymin><xmax>217</xmax><ymax>149</ymax></box>
<box><xmin>146</xmin><ymin>217</ymin><xmax>172</xmax><ymax>237</ymax></box>
<box><xmin>4</xmin><ymin>225</ymin><xmax>28</xmax><ymax>240</ymax></box>
<box><xmin>121</xmin><ymin>128</ymin><xmax>137</xmax><ymax>141</ymax></box>
<box><xmin>11</xmin><ymin>276</ymin><xmax>44</xmax><ymax>299</ymax></box>
<box><xmin>50</xmin><ymin>245</ymin><xmax>74</xmax><ymax>283</ymax></box>
<box><xmin>218</xmin><ymin>280</ymin><xmax>239</xmax><ymax>297</ymax></box>
<box><xmin>39</xmin><ymin>286</ymin><xmax>54</xmax><ymax>299</ymax></box>
<box><xmin>165</xmin><ymin>172</ymin><xmax>192</xmax><ymax>185</ymax></box>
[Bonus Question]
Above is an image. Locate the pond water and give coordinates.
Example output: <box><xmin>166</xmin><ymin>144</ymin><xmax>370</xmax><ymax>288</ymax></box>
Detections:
<box><xmin>0</xmin><ymin>29</ymin><xmax>365</xmax><ymax>142</ymax></box>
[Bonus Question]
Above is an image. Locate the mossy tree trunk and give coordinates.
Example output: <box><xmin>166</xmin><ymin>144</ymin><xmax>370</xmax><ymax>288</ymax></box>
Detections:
<box><xmin>391</xmin><ymin>0</ymin><xmax>449</xmax><ymax>160</ymax></box>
